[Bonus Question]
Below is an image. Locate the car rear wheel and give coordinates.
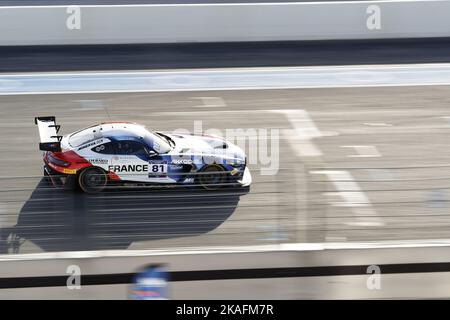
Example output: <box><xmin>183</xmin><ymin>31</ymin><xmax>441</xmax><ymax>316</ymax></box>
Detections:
<box><xmin>78</xmin><ymin>167</ymin><xmax>108</xmax><ymax>193</ymax></box>
<box><xmin>197</xmin><ymin>164</ymin><xmax>227</xmax><ymax>190</ymax></box>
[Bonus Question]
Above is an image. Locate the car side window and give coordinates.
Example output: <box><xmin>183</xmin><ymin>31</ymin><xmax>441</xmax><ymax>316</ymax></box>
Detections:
<box><xmin>115</xmin><ymin>140</ymin><xmax>147</xmax><ymax>156</ymax></box>
<box><xmin>91</xmin><ymin>142</ymin><xmax>114</xmax><ymax>154</ymax></box>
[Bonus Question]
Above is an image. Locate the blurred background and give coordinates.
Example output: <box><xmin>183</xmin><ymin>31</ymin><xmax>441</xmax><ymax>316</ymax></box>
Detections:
<box><xmin>1</xmin><ymin>0</ymin><xmax>450</xmax><ymax>299</ymax></box>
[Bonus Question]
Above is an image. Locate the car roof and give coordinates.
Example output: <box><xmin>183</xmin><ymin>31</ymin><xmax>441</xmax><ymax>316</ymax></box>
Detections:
<box><xmin>69</xmin><ymin>122</ymin><xmax>148</xmax><ymax>147</ymax></box>
<box><xmin>98</xmin><ymin>122</ymin><xmax>148</xmax><ymax>138</ymax></box>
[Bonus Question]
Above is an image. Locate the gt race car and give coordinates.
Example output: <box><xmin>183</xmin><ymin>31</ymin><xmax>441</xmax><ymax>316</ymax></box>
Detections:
<box><xmin>35</xmin><ymin>116</ymin><xmax>252</xmax><ymax>193</ymax></box>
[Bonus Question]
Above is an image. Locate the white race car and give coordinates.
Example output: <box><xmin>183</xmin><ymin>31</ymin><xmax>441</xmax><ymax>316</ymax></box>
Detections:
<box><xmin>35</xmin><ymin>116</ymin><xmax>252</xmax><ymax>193</ymax></box>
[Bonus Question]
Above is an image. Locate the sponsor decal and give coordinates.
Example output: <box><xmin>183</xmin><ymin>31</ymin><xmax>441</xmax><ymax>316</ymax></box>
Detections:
<box><xmin>230</xmin><ymin>168</ymin><xmax>239</xmax><ymax>176</ymax></box>
<box><xmin>89</xmin><ymin>158</ymin><xmax>108</xmax><ymax>165</ymax></box>
<box><xmin>148</xmin><ymin>160</ymin><xmax>168</xmax><ymax>178</ymax></box>
<box><xmin>114</xmin><ymin>155</ymin><xmax>135</xmax><ymax>161</ymax></box>
<box><xmin>183</xmin><ymin>178</ymin><xmax>195</xmax><ymax>184</ymax></box>
<box><xmin>172</xmin><ymin>159</ymin><xmax>193</xmax><ymax>165</ymax></box>
<box><xmin>77</xmin><ymin>139</ymin><xmax>103</xmax><ymax>151</ymax></box>
<box><xmin>94</xmin><ymin>145</ymin><xmax>105</xmax><ymax>152</ymax></box>
<box><xmin>108</xmin><ymin>164</ymin><xmax>148</xmax><ymax>173</ymax></box>
<box><xmin>63</xmin><ymin>168</ymin><xmax>77</xmax><ymax>174</ymax></box>
<box><xmin>148</xmin><ymin>160</ymin><xmax>167</xmax><ymax>164</ymax></box>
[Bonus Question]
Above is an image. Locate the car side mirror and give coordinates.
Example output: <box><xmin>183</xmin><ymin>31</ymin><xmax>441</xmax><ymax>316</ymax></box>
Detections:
<box><xmin>147</xmin><ymin>149</ymin><xmax>158</xmax><ymax>157</ymax></box>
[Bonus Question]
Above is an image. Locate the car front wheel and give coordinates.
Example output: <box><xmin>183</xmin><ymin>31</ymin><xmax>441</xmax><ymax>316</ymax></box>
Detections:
<box><xmin>197</xmin><ymin>164</ymin><xmax>227</xmax><ymax>190</ymax></box>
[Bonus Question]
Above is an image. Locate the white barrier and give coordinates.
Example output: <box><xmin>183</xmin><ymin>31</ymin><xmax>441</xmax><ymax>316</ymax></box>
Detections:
<box><xmin>0</xmin><ymin>1</ymin><xmax>450</xmax><ymax>45</ymax></box>
<box><xmin>1</xmin><ymin>243</ymin><xmax>450</xmax><ymax>299</ymax></box>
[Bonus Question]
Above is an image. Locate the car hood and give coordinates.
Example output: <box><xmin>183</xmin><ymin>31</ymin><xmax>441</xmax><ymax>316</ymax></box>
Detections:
<box><xmin>165</xmin><ymin>133</ymin><xmax>246</xmax><ymax>162</ymax></box>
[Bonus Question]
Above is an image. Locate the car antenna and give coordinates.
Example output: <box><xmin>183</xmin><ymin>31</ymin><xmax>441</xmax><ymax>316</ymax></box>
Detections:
<box><xmin>103</xmin><ymin>104</ymin><xmax>112</xmax><ymax>121</ymax></box>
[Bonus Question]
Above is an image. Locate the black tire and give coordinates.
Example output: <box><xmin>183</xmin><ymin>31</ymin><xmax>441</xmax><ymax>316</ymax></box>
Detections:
<box><xmin>63</xmin><ymin>175</ymin><xmax>78</xmax><ymax>191</ymax></box>
<box><xmin>197</xmin><ymin>164</ymin><xmax>227</xmax><ymax>190</ymax></box>
<box><xmin>78</xmin><ymin>167</ymin><xmax>108</xmax><ymax>193</ymax></box>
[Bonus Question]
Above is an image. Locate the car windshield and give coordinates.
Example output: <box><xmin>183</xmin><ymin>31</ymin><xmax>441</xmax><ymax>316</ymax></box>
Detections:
<box><xmin>143</xmin><ymin>131</ymin><xmax>172</xmax><ymax>154</ymax></box>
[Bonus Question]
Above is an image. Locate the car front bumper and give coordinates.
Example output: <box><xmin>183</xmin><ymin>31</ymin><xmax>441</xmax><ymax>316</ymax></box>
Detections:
<box><xmin>237</xmin><ymin>167</ymin><xmax>252</xmax><ymax>187</ymax></box>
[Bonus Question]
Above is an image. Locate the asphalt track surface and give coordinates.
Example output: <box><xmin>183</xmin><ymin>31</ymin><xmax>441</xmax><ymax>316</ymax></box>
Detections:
<box><xmin>2</xmin><ymin>38</ymin><xmax>450</xmax><ymax>72</ymax></box>
<box><xmin>0</xmin><ymin>84</ymin><xmax>449</xmax><ymax>254</ymax></box>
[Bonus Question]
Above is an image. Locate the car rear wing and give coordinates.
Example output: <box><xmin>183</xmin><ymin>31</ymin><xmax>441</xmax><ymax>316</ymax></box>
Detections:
<box><xmin>34</xmin><ymin>116</ymin><xmax>62</xmax><ymax>152</ymax></box>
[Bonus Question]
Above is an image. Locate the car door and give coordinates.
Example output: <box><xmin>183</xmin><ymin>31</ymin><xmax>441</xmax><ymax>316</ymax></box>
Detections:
<box><xmin>109</xmin><ymin>140</ymin><xmax>152</xmax><ymax>182</ymax></box>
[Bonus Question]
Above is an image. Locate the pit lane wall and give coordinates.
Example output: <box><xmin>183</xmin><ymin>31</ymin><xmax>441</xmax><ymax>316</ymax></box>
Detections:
<box><xmin>1</xmin><ymin>1</ymin><xmax>450</xmax><ymax>45</ymax></box>
<box><xmin>2</xmin><ymin>243</ymin><xmax>450</xmax><ymax>299</ymax></box>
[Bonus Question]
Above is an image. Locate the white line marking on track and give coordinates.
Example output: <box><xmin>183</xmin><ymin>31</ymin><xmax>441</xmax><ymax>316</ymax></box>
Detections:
<box><xmin>439</xmin><ymin>116</ymin><xmax>450</xmax><ymax>125</ymax></box>
<box><xmin>3</xmin><ymin>82</ymin><xmax>449</xmax><ymax>96</ymax></box>
<box><xmin>325</xmin><ymin>236</ymin><xmax>348</xmax><ymax>242</ymax></box>
<box><xmin>3</xmin><ymin>62</ymin><xmax>450</xmax><ymax>78</ymax></box>
<box><xmin>310</xmin><ymin>170</ymin><xmax>384</xmax><ymax>227</ymax></box>
<box><xmin>192</xmin><ymin>96</ymin><xmax>226</xmax><ymax>108</ymax></box>
<box><xmin>341</xmin><ymin>145</ymin><xmax>381</xmax><ymax>158</ymax></box>
<box><xmin>74</xmin><ymin>99</ymin><xmax>104</xmax><ymax>110</ymax></box>
<box><xmin>273</xmin><ymin>109</ymin><xmax>383</xmax><ymax>227</ymax></box>
<box><xmin>363</xmin><ymin>122</ymin><xmax>393</xmax><ymax>127</ymax></box>
<box><xmin>5</xmin><ymin>238</ymin><xmax>450</xmax><ymax>262</ymax></box>
<box><xmin>273</xmin><ymin>109</ymin><xmax>323</xmax><ymax>157</ymax></box>
<box><xmin>3</xmin><ymin>63</ymin><xmax>450</xmax><ymax>95</ymax></box>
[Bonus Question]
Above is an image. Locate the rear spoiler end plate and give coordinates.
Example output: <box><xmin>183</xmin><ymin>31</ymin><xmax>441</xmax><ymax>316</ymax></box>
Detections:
<box><xmin>35</xmin><ymin>116</ymin><xmax>62</xmax><ymax>152</ymax></box>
